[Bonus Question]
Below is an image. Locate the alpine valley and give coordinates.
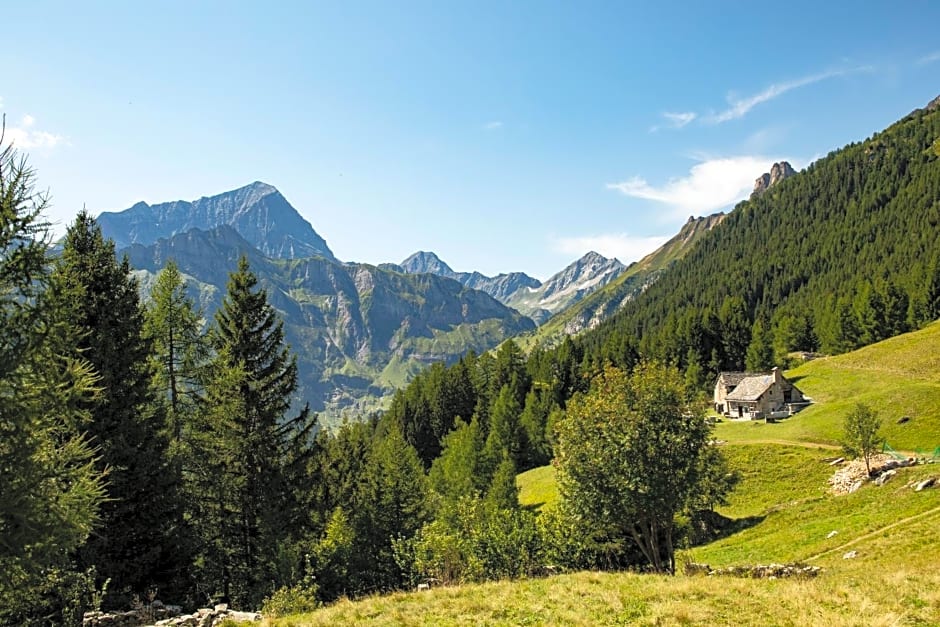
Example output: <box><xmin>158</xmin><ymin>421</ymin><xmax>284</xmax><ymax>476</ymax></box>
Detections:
<box><xmin>99</xmin><ymin>182</ymin><xmax>664</xmax><ymax>423</ymax></box>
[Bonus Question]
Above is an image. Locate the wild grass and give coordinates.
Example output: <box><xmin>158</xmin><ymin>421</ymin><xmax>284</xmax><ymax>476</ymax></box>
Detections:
<box><xmin>516</xmin><ymin>464</ymin><xmax>558</xmax><ymax>512</ymax></box>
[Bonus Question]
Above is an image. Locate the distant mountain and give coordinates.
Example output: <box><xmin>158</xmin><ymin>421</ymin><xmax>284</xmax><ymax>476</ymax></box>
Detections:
<box><xmin>99</xmin><ymin>181</ymin><xmax>335</xmax><ymax>260</ymax></box>
<box><xmin>124</xmin><ymin>229</ymin><xmax>534</xmax><ymax>424</ymax></box>
<box><xmin>504</xmin><ymin>252</ymin><xmax>626</xmax><ymax>324</ymax></box>
<box><xmin>519</xmin><ymin>213</ymin><xmax>726</xmax><ymax>347</ymax></box>
<box><xmin>399</xmin><ymin>251</ymin><xmax>542</xmax><ymax>304</ymax></box>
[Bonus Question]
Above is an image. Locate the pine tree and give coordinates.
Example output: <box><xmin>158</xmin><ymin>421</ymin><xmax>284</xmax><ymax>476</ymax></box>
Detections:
<box><xmin>51</xmin><ymin>211</ymin><xmax>182</xmax><ymax>604</ymax></box>
<box><xmin>745</xmin><ymin>317</ymin><xmax>775</xmax><ymax>371</ymax></box>
<box><xmin>191</xmin><ymin>255</ymin><xmax>316</xmax><ymax>607</ymax></box>
<box><xmin>0</xmin><ymin>140</ymin><xmax>105</xmax><ymax>624</ymax></box>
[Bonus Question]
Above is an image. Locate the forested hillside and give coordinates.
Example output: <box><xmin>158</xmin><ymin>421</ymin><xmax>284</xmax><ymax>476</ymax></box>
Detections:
<box><xmin>580</xmin><ymin>99</ymin><xmax>940</xmax><ymax>377</ymax></box>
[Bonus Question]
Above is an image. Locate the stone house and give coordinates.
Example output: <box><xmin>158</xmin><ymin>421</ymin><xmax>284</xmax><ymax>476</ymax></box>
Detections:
<box><xmin>713</xmin><ymin>367</ymin><xmax>807</xmax><ymax>419</ymax></box>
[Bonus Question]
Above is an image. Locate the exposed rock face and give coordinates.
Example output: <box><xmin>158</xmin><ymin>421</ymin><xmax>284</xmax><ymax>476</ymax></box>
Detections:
<box><xmin>504</xmin><ymin>251</ymin><xmax>626</xmax><ymax>323</ymax></box>
<box><xmin>925</xmin><ymin>94</ymin><xmax>940</xmax><ymax>112</ymax></box>
<box><xmin>751</xmin><ymin>161</ymin><xmax>796</xmax><ymax>199</ymax></box>
<box><xmin>98</xmin><ymin>181</ymin><xmax>335</xmax><ymax>260</ymax></box>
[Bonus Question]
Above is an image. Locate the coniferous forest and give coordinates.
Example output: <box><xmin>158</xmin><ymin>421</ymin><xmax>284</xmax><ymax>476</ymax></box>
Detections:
<box><xmin>2</xmin><ymin>95</ymin><xmax>940</xmax><ymax>623</ymax></box>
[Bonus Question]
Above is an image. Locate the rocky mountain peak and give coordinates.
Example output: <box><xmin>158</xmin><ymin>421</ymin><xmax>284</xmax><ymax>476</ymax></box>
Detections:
<box><xmin>926</xmin><ymin>94</ymin><xmax>940</xmax><ymax>112</ymax></box>
<box><xmin>751</xmin><ymin>161</ymin><xmax>796</xmax><ymax>199</ymax></box>
<box><xmin>400</xmin><ymin>251</ymin><xmax>457</xmax><ymax>278</ymax></box>
<box><xmin>97</xmin><ymin>182</ymin><xmax>335</xmax><ymax>261</ymax></box>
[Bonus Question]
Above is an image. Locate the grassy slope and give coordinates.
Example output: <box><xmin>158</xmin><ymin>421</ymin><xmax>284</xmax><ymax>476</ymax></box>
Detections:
<box><xmin>272</xmin><ymin>325</ymin><xmax>940</xmax><ymax>625</ymax></box>
<box><xmin>713</xmin><ymin>320</ymin><xmax>940</xmax><ymax>453</ymax></box>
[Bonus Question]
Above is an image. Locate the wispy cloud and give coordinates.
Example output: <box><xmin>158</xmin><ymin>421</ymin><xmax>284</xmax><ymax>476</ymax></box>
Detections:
<box><xmin>482</xmin><ymin>121</ymin><xmax>503</xmax><ymax>130</ymax></box>
<box><xmin>917</xmin><ymin>51</ymin><xmax>940</xmax><ymax>65</ymax></box>
<box><xmin>552</xmin><ymin>233</ymin><xmax>669</xmax><ymax>264</ymax></box>
<box><xmin>607</xmin><ymin>155</ymin><xmax>794</xmax><ymax>217</ymax></box>
<box><xmin>650</xmin><ymin>111</ymin><xmax>697</xmax><ymax>132</ymax></box>
<box><xmin>707</xmin><ymin>70</ymin><xmax>853</xmax><ymax>123</ymax></box>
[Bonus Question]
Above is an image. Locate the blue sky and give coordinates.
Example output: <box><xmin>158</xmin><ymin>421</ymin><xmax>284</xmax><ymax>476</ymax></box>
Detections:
<box><xmin>3</xmin><ymin>1</ymin><xmax>939</xmax><ymax>279</ymax></box>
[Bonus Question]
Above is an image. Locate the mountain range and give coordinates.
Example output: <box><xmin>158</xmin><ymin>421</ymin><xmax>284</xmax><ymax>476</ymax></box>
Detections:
<box><xmin>97</xmin><ymin>143</ymin><xmax>814</xmax><ymax>423</ymax></box>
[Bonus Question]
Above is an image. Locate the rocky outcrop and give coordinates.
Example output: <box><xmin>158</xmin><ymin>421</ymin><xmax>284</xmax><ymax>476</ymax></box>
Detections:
<box><xmin>751</xmin><ymin>161</ymin><xmax>796</xmax><ymax>199</ymax></box>
<box><xmin>925</xmin><ymin>94</ymin><xmax>940</xmax><ymax>112</ymax></box>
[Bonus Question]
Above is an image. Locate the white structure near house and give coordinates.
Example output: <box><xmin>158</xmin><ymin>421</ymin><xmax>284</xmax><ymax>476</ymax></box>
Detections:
<box><xmin>713</xmin><ymin>367</ymin><xmax>808</xmax><ymax>420</ymax></box>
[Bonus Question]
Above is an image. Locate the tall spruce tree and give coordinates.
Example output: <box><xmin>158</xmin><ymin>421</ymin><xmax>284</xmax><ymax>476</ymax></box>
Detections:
<box><xmin>191</xmin><ymin>255</ymin><xmax>316</xmax><ymax>607</ymax></box>
<box><xmin>50</xmin><ymin>211</ymin><xmax>182</xmax><ymax>604</ymax></box>
<box><xmin>0</xmin><ymin>140</ymin><xmax>105</xmax><ymax>624</ymax></box>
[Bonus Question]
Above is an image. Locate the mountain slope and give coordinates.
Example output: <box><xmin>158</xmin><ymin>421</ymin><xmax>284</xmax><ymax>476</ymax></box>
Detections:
<box><xmin>125</xmin><ymin>229</ymin><xmax>534</xmax><ymax>422</ymax></box>
<box><xmin>99</xmin><ymin>181</ymin><xmax>335</xmax><ymax>260</ymax></box>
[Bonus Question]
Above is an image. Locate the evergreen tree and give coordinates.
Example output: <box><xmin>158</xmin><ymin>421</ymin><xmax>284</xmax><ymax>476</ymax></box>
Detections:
<box><xmin>745</xmin><ymin>317</ymin><xmax>775</xmax><ymax>371</ymax></box>
<box><xmin>351</xmin><ymin>429</ymin><xmax>429</xmax><ymax>593</ymax></box>
<box><xmin>191</xmin><ymin>255</ymin><xmax>316</xmax><ymax>607</ymax></box>
<box><xmin>0</xmin><ymin>141</ymin><xmax>105</xmax><ymax>624</ymax></box>
<box><xmin>143</xmin><ymin>260</ymin><xmax>207</xmax><ymax>448</ymax></box>
<box><xmin>482</xmin><ymin>384</ymin><xmax>526</xmax><ymax>473</ymax></box>
<box><xmin>51</xmin><ymin>211</ymin><xmax>181</xmax><ymax>604</ymax></box>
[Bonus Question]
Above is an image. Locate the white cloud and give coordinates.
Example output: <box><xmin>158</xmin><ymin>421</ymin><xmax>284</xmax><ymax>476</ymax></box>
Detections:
<box><xmin>917</xmin><ymin>51</ymin><xmax>940</xmax><ymax>65</ymax></box>
<box><xmin>21</xmin><ymin>114</ymin><xmax>35</xmax><ymax>127</ymax></box>
<box><xmin>607</xmin><ymin>155</ymin><xmax>792</xmax><ymax>217</ymax></box>
<box><xmin>4</xmin><ymin>124</ymin><xmax>66</xmax><ymax>149</ymax></box>
<box><xmin>482</xmin><ymin>121</ymin><xmax>503</xmax><ymax>130</ymax></box>
<box><xmin>705</xmin><ymin>67</ymin><xmax>870</xmax><ymax>124</ymax></box>
<box><xmin>552</xmin><ymin>232</ymin><xmax>670</xmax><ymax>264</ymax></box>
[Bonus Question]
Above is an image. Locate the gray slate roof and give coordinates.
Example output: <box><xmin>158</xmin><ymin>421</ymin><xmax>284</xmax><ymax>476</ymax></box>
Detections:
<box><xmin>725</xmin><ymin>375</ymin><xmax>774</xmax><ymax>402</ymax></box>
<box><xmin>716</xmin><ymin>372</ymin><xmax>763</xmax><ymax>388</ymax></box>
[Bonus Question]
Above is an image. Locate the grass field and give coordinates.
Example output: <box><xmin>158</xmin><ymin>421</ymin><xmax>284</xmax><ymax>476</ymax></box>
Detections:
<box><xmin>267</xmin><ymin>324</ymin><xmax>940</xmax><ymax>625</ymax></box>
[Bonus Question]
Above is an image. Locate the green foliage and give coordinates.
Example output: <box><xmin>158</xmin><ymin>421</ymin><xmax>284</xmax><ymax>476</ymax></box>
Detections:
<box><xmin>51</xmin><ymin>211</ymin><xmax>181</xmax><ymax>604</ymax></box>
<box><xmin>0</xmin><ymin>141</ymin><xmax>105</xmax><ymax>623</ymax></box>
<box><xmin>189</xmin><ymin>255</ymin><xmax>317</xmax><ymax>607</ymax></box>
<box><xmin>842</xmin><ymin>403</ymin><xmax>884</xmax><ymax>475</ymax></box>
<box><xmin>262</xmin><ymin>559</ymin><xmax>320</xmax><ymax>619</ymax></box>
<box><xmin>556</xmin><ymin>362</ymin><xmax>726</xmax><ymax>574</ymax></box>
<box><xmin>351</xmin><ymin>428</ymin><xmax>429</xmax><ymax>593</ymax></box>
<box><xmin>143</xmin><ymin>260</ymin><xmax>208</xmax><ymax>447</ymax></box>
<box><xmin>745</xmin><ymin>317</ymin><xmax>775</xmax><ymax>371</ymax></box>
<box><xmin>406</xmin><ymin>497</ymin><xmax>541</xmax><ymax>586</ymax></box>
<box><xmin>428</xmin><ymin>417</ymin><xmax>487</xmax><ymax>507</ymax></box>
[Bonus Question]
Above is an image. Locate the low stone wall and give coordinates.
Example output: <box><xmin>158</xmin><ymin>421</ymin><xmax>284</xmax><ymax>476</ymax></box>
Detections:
<box><xmin>83</xmin><ymin>603</ymin><xmax>261</xmax><ymax>627</ymax></box>
<box><xmin>684</xmin><ymin>562</ymin><xmax>821</xmax><ymax>579</ymax></box>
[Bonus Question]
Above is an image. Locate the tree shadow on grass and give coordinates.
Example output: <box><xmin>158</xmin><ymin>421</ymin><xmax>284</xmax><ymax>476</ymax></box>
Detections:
<box><xmin>687</xmin><ymin>510</ymin><xmax>766</xmax><ymax>546</ymax></box>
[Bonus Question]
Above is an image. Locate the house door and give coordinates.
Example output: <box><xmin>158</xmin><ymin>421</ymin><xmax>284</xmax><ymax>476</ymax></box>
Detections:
<box><xmin>737</xmin><ymin>406</ymin><xmax>743</xmax><ymax>418</ymax></box>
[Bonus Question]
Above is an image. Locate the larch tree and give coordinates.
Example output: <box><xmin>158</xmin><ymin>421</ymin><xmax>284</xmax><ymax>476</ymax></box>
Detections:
<box><xmin>0</xmin><ymin>137</ymin><xmax>105</xmax><ymax>624</ymax></box>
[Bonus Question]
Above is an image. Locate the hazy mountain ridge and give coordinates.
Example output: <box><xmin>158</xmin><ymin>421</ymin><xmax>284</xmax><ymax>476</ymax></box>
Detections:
<box><xmin>400</xmin><ymin>251</ymin><xmax>542</xmax><ymax>303</ymax></box>
<box><xmin>399</xmin><ymin>250</ymin><xmax>625</xmax><ymax>323</ymax></box>
<box><xmin>520</xmin><ymin>213</ymin><xmax>726</xmax><ymax>347</ymax></box>
<box><xmin>99</xmin><ymin>181</ymin><xmax>335</xmax><ymax>260</ymax></box>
